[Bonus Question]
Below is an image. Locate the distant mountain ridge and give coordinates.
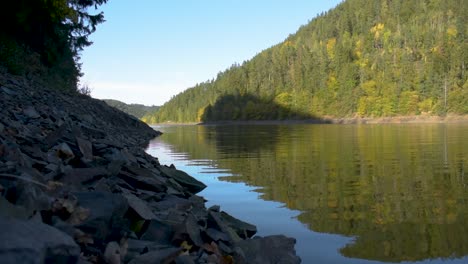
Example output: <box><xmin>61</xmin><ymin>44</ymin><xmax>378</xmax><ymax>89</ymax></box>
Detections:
<box><xmin>103</xmin><ymin>99</ymin><xmax>159</xmax><ymax>119</ymax></box>
<box><xmin>144</xmin><ymin>0</ymin><xmax>467</xmax><ymax>123</ymax></box>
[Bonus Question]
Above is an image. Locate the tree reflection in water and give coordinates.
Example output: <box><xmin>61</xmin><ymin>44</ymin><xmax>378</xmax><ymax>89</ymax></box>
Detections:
<box><xmin>150</xmin><ymin>124</ymin><xmax>468</xmax><ymax>263</ymax></box>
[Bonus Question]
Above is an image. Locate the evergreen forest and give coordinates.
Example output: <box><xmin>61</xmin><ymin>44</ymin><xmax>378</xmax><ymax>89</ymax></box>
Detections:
<box><xmin>144</xmin><ymin>0</ymin><xmax>467</xmax><ymax>123</ymax></box>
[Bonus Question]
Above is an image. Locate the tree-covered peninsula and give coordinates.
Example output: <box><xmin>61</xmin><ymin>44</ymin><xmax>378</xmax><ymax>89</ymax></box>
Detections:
<box><xmin>144</xmin><ymin>0</ymin><xmax>467</xmax><ymax>123</ymax></box>
<box><xmin>103</xmin><ymin>99</ymin><xmax>160</xmax><ymax>119</ymax></box>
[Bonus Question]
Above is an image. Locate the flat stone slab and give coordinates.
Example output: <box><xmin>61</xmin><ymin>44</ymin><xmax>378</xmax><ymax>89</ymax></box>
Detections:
<box><xmin>220</xmin><ymin>211</ymin><xmax>257</xmax><ymax>238</ymax></box>
<box><xmin>124</xmin><ymin>193</ymin><xmax>157</xmax><ymax>220</ymax></box>
<box><xmin>236</xmin><ymin>235</ymin><xmax>301</xmax><ymax>264</ymax></box>
<box><xmin>74</xmin><ymin>191</ymin><xmax>128</xmax><ymax>240</ymax></box>
<box><xmin>0</xmin><ymin>217</ymin><xmax>80</xmax><ymax>264</ymax></box>
<box><xmin>159</xmin><ymin>166</ymin><xmax>206</xmax><ymax>194</ymax></box>
<box><xmin>128</xmin><ymin>247</ymin><xmax>182</xmax><ymax>264</ymax></box>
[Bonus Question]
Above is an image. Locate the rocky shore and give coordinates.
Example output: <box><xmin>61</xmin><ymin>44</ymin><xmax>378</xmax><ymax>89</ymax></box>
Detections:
<box><xmin>0</xmin><ymin>71</ymin><xmax>300</xmax><ymax>264</ymax></box>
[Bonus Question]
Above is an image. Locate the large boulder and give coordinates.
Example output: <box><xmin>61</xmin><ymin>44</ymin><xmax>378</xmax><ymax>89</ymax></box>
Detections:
<box><xmin>236</xmin><ymin>235</ymin><xmax>301</xmax><ymax>264</ymax></box>
<box><xmin>124</xmin><ymin>193</ymin><xmax>157</xmax><ymax>220</ymax></box>
<box><xmin>140</xmin><ymin>219</ymin><xmax>174</xmax><ymax>244</ymax></box>
<box><xmin>124</xmin><ymin>239</ymin><xmax>174</xmax><ymax>263</ymax></box>
<box><xmin>159</xmin><ymin>166</ymin><xmax>206</xmax><ymax>194</ymax></box>
<box><xmin>74</xmin><ymin>191</ymin><xmax>128</xmax><ymax>240</ymax></box>
<box><xmin>0</xmin><ymin>217</ymin><xmax>80</xmax><ymax>264</ymax></box>
<box><xmin>128</xmin><ymin>247</ymin><xmax>182</xmax><ymax>264</ymax></box>
<box><xmin>220</xmin><ymin>211</ymin><xmax>257</xmax><ymax>239</ymax></box>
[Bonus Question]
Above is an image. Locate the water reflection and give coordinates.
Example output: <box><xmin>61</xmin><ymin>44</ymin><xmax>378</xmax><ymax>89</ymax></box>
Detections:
<box><xmin>149</xmin><ymin>124</ymin><xmax>468</xmax><ymax>263</ymax></box>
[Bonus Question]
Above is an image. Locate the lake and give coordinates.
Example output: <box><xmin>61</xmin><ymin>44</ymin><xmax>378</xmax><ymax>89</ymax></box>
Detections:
<box><xmin>146</xmin><ymin>123</ymin><xmax>468</xmax><ymax>264</ymax></box>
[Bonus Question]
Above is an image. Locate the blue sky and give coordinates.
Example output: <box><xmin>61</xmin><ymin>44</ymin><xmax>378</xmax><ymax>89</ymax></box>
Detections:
<box><xmin>80</xmin><ymin>0</ymin><xmax>342</xmax><ymax>106</ymax></box>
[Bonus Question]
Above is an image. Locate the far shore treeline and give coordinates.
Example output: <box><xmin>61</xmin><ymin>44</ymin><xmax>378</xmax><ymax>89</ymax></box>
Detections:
<box><xmin>103</xmin><ymin>99</ymin><xmax>160</xmax><ymax>119</ymax></box>
<box><xmin>144</xmin><ymin>0</ymin><xmax>467</xmax><ymax>123</ymax></box>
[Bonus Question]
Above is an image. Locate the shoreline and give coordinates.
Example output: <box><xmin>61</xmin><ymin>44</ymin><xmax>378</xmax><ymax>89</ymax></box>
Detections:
<box><xmin>148</xmin><ymin>114</ymin><xmax>468</xmax><ymax>126</ymax></box>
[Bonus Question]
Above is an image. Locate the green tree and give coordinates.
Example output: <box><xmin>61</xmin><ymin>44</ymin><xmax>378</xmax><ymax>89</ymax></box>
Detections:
<box><xmin>0</xmin><ymin>0</ymin><xmax>108</xmax><ymax>91</ymax></box>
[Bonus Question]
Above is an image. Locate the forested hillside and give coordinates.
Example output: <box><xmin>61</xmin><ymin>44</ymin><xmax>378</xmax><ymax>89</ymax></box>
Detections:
<box><xmin>144</xmin><ymin>0</ymin><xmax>467</xmax><ymax>123</ymax></box>
<box><xmin>103</xmin><ymin>99</ymin><xmax>159</xmax><ymax>119</ymax></box>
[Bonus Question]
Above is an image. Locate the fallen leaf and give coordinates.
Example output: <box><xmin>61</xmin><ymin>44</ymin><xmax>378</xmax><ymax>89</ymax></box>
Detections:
<box><xmin>202</xmin><ymin>242</ymin><xmax>220</xmax><ymax>256</ymax></box>
<box><xmin>68</xmin><ymin>207</ymin><xmax>90</xmax><ymax>225</ymax></box>
<box><xmin>46</xmin><ymin>181</ymin><xmax>63</xmax><ymax>190</ymax></box>
<box><xmin>130</xmin><ymin>219</ymin><xmax>146</xmax><ymax>234</ymax></box>
<box><xmin>221</xmin><ymin>255</ymin><xmax>234</xmax><ymax>264</ymax></box>
<box><xmin>75</xmin><ymin>229</ymin><xmax>94</xmax><ymax>245</ymax></box>
<box><xmin>180</xmin><ymin>240</ymin><xmax>193</xmax><ymax>252</ymax></box>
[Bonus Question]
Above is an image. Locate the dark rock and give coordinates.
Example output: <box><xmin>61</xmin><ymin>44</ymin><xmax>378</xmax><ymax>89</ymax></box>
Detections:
<box><xmin>107</xmin><ymin>160</ymin><xmax>124</xmax><ymax>176</ymax></box>
<box><xmin>0</xmin><ymin>197</ymin><xmax>29</xmax><ymax>219</ymax></box>
<box><xmin>208</xmin><ymin>205</ymin><xmax>220</xmax><ymax>212</ymax></box>
<box><xmin>131</xmin><ymin>189</ymin><xmax>164</xmax><ymax>203</ymax></box>
<box><xmin>124</xmin><ymin>165</ymin><xmax>162</xmax><ymax>179</ymax></box>
<box><xmin>159</xmin><ymin>180</ymin><xmax>185</xmax><ymax>197</ymax></box>
<box><xmin>160</xmin><ymin>166</ymin><xmax>206</xmax><ymax>194</ymax></box>
<box><xmin>92</xmin><ymin>178</ymin><xmax>112</xmax><ymax>192</ymax></box>
<box><xmin>154</xmin><ymin>209</ymin><xmax>188</xmax><ymax>228</ymax></box>
<box><xmin>236</xmin><ymin>235</ymin><xmax>301</xmax><ymax>264</ymax></box>
<box><xmin>198</xmin><ymin>252</ymin><xmax>210</xmax><ymax>263</ymax></box>
<box><xmin>23</xmin><ymin>106</ymin><xmax>41</xmax><ymax>119</ymax></box>
<box><xmin>175</xmin><ymin>254</ymin><xmax>195</xmax><ymax>264</ymax></box>
<box><xmin>206</xmin><ymin>253</ymin><xmax>219</xmax><ymax>263</ymax></box>
<box><xmin>152</xmin><ymin>195</ymin><xmax>193</xmax><ymax>212</ymax></box>
<box><xmin>44</xmin><ymin>125</ymin><xmax>67</xmax><ymax>148</ymax></box>
<box><xmin>205</xmin><ymin>228</ymin><xmax>230</xmax><ymax>242</ymax></box>
<box><xmin>76</xmin><ymin>137</ymin><xmax>93</xmax><ymax>160</ymax></box>
<box><xmin>140</xmin><ymin>219</ymin><xmax>174</xmax><ymax>244</ymax></box>
<box><xmin>14</xmin><ymin>181</ymin><xmax>51</xmax><ymax>213</ymax></box>
<box><xmin>0</xmin><ymin>86</ymin><xmax>16</xmax><ymax>95</ymax></box>
<box><xmin>62</xmin><ymin>167</ymin><xmax>107</xmax><ymax>185</ymax></box>
<box><xmin>45</xmin><ymin>163</ymin><xmax>59</xmax><ymax>172</ymax></box>
<box><xmin>0</xmin><ymin>216</ymin><xmax>80</xmax><ymax>264</ymax></box>
<box><xmin>77</xmin><ymin>257</ymin><xmax>93</xmax><ymax>264</ymax></box>
<box><xmin>92</xmin><ymin>142</ymin><xmax>109</xmax><ymax>152</ymax></box>
<box><xmin>124</xmin><ymin>193</ymin><xmax>157</xmax><ymax>220</ymax></box>
<box><xmin>121</xmin><ymin>148</ymin><xmax>138</xmax><ymax>164</ymax></box>
<box><xmin>46</xmin><ymin>149</ymin><xmax>62</xmax><ymax>164</ymax></box>
<box><xmin>108</xmin><ymin>176</ymin><xmax>139</xmax><ymax>193</ymax></box>
<box><xmin>181</xmin><ymin>214</ymin><xmax>204</xmax><ymax>247</ymax></box>
<box><xmin>80</xmin><ymin>125</ymin><xmax>106</xmax><ymax>140</ymax></box>
<box><xmin>55</xmin><ymin>142</ymin><xmax>75</xmax><ymax>162</ymax></box>
<box><xmin>220</xmin><ymin>211</ymin><xmax>257</xmax><ymax>239</ymax></box>
<box><xmin>74</xmin><ymin>192</ymin><xmax>128</xmax><ymax>240</ymax></box>
<box><xmin>232</xmin><ymin>246</ymin><xmax>247</xmax><ymax>263</ymax></box>
<box><xmin>103</xmin><ymin>148</ymin><xmax>132</xmax><ymax>164</ymax></box>
<box><xmin>188</xmin><ymin>195</ymin><xmax>206</xmax><ymax>206</ymax></box>
<box><xmin>208</xmin><ymin>211</ymin><xmax>242</xmax><ymax>243</ymax></box>
<box><xmin>217</xmin><ymin>240</ymin><xmax>233</xmax><ymax>254</ymax></box>
<box><xmin>124</xmin><ymin>239</ymin><xmax>173</xmax><ymax>263</ymax></box>
<box><xmin>103</xmin><ymin>241</ymin><xmax>121</xmax><ymax>264</ymax></box>
<box><xmin>118</xmin><ymin>171</ymin><xmax>166</xmax><ymax>193</ymax></box>
<box><xmin>2</xmin><ymin>143</ymin><xmax>32</xmax><ymax>167</ymax></box>
<box><xmin>136</xmin><ymin>156</ymin><xmax>151</xmax><ymax>168</ymax></box>
<box><xmin>128</xmin><ymin>247</ymin><xmax>182</xmax><ymax>264</ymax></box>
<box><xmin>51</xmin><ymin>218</ymin><xmax>76</xmax><ymax>238</ymax></box>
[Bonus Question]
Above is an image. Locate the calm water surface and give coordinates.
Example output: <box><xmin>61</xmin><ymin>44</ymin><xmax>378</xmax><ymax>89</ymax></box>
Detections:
<box><xmin>146</xmin><ymin>124</ymin><xmax>468</xmax><ymax>264</ymax></box>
